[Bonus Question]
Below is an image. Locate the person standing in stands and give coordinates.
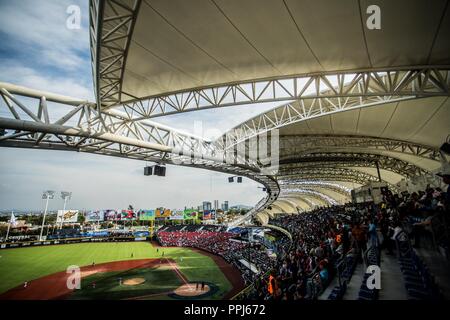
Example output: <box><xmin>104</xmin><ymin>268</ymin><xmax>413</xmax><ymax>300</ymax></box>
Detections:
<box><xmin>341</xmin><ymin>225</ymin><xmax>350</xmax><ymax>254</ymax></box>
<box><xmin>352</xmin><ymin>223</ymin><xmax>367</xmax><ymax>261</ymax></box>
<box><xmin>368</xmin><ymin>219</ymin><xmax>378</xmax><ymax>247</ymax></box>
<box><xmin>437</xmin><ymin>165</ymin><xmax>450</xmax><ymax>213</ymax></box>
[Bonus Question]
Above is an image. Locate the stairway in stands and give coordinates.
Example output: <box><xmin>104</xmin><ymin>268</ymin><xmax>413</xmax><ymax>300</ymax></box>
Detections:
<box><xmin>377</xmin><ymin>250</ymin><xmax>409</xmax><ymax>299</ymax></box>
<box><xmin>321</xmin><ymin>226</ymin><xmax>449</xmax><ymax>301</ymax></box>
<box><xmin>340</xmin><ymin>261</ymin><xmax>365</xmax><ymax>300</ymax></box>
<box><xmin>335</xmin><ymin>247</ymin><xmax>408</xmax><ymax>300</ymax></box>
<box><xmin>336</xmin><ymin>237</ymin><xmax>446</xmax><ymax>300</ymax></box>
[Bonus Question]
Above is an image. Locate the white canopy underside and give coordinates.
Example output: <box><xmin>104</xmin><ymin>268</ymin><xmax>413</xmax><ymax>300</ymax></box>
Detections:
<box><xmin>121</xmin><ymin>0</ymin><xmax>450</xmax><ymax>99</ymax></box>
<box><xmin>97</xmin><ymin>0</ymin><xmax>450</xmax><ymax>218</ymax></box>
<box><xmin>278</xmin><ymin>96</ymin><xmax>450</xmax><ymax>173</ymax></box>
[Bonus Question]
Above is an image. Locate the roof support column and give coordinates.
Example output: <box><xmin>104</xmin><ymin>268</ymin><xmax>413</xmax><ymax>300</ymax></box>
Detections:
<box><xmin>376</xmin><ymin>160</ymin><xmax>382</xmax><ymax>182</ymax></box>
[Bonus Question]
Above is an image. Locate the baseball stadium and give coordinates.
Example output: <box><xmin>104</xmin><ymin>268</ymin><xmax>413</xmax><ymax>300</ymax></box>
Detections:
<box><xmin>1</xmin><ymin>0</ymin><xmax>450</xmax><ymax>302</ymax></box>
<box><xmin>0</xmin><ymin>241</ymin><xmax>244</xmax><ymax>300</ymax></box>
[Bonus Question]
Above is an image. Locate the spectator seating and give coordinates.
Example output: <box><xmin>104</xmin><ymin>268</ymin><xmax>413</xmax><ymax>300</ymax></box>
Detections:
<box><xmin>395</xmin><ymin>231</ymin><xmax>443</xmax><ymax>300</ymax></box>
<box><xmin>357</xmin><ymin>246</ymin><xmax>380</xmax><ymax>300</ymax></box>
<box><xmin>327</xmin><ymin>253</ymin><xmax>357</xmax><ymax>300</ymax></box>
<box><xmin>156</xmin><ymin>225</ymin><xmax>277</xmax><ymax>284</ymax></box>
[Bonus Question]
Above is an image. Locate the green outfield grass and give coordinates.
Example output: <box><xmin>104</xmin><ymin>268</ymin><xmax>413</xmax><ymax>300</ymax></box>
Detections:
<box><xmin>0</xmin><ymin>242</ymin><xmax>231</xmax><ymax>298</ymax></box>
<box><xmin>69</xmin><ymin>267</ymin><xmax>184</xmax><ymax>300</ymax></box>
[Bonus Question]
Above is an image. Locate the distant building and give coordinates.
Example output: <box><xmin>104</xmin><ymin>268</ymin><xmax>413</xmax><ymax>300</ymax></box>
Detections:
<box><xmin>213</xmin><ymin>200</ymin><xmax>219</xmax><ymax>211</ymax></box>
<box><xmin>221</xmin><ymin>201</ymin><xmax>229</xmax><ymax>212</ymax></box>
<box><xmin>202</xmin><ymin>201</ymin><xmax>212</xmax><ymax>211</ymax></box>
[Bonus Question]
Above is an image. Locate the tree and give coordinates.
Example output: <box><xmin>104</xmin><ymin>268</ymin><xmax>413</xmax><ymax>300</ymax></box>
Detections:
<box><xmin>77</xmin><ymin>214</ymin><xmax>85</xmax><ymax>224</ymax></box>
<box><xmin>240</xmin><ymin>209</ymin><xmax>249</xmax><ymax>215</ymax></box>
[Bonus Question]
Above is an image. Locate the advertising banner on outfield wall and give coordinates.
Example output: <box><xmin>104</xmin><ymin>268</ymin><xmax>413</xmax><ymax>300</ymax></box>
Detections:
<box><xmin>169</xmin><ymin>210</ymin><xmax>184</xmax><ymax>220</ymax></box>
<box><xmin>120</xmin><ymin>210</ymin><xmax>136</xmax><ymax>220</ymax></box>
<box><xmin>202</xmin><ymin>210</ymin><xmax>216</xmax><ymax>220</ymax></box>
<box><xmin>138</xmin><ymin>209</ymin><xmax>155</xmax><ymax>221</ymax></box>
<box><xmin>57</xmin><ymin>210</ymin><xmax>79</xmax><ymax>223</ymax></box>
<box><xmin>86</xmin><ymin>210</ymin><xmax>105</xmax><ymax>222</ymax></box>
<box><xmin>183</xmin><ymin>209</ymin><xmax>198</xmax><ymax>220</ymax></box>
<box><xmin>104</xmin><ymin>209</ymin><xmax>118</xmax><ymax>221</ymax></box>
<box><xmin>155</xmin><ymin>209</ymin><xmax>171</xmax><ymax>218</ymax></box>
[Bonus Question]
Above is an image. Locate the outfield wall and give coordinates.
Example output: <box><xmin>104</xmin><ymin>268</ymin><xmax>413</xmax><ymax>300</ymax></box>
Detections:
<box><xmin>0</xmin><ymin>236</ymin><xmax>150</xmax><ymax>250</ymax></box>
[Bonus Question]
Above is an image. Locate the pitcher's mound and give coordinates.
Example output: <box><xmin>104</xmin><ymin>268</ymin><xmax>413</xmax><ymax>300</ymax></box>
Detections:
<box><xmin>123</xmin><ymin>278</ymin><xmax>146</xmax><ymax>286</ymax></box>
<box><xmin>174</xmin><ymin>283</ymin><xmax>210</xmax><ymax>297</ymax></box>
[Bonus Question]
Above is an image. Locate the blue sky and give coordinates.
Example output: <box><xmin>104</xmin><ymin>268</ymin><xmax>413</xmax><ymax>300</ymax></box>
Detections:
<box><xmin>0</xmin><ymin>0</ymin><xmax>273</xmax><ymax>211</ymax></box>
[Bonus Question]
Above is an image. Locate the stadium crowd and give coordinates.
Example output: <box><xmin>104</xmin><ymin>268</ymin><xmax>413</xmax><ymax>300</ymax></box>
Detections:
<box><xmin>157</xmin><ymin>225</ymin><xmax>276</xmax><ymax>284</ymax></box>
<box><xmin>245</xmin><ymin>185</ymin><xmax>449</xmax><ymax>300</ymax></box>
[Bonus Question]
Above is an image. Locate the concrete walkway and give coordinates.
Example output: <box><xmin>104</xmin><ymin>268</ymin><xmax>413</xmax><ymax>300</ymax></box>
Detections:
<box><xmin>378</xmin><ymin>250</ymin><xmax>409</xmax><ymax>300</ymax></box>
<box><xmin>343</xmin><ymin>262</ymin><xmax>365</xmax><ymax>300</ymax></box>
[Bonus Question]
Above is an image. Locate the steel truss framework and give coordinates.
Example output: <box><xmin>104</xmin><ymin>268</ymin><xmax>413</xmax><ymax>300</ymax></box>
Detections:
<box><xmin>90</xmin><ymin>20</ymin><xmax>450</xmax><ymax>117</ymax></box>
<box><xmin>213</xmin><ymin>68</ymin><xmax>449</xmax><ymax>148</ymax></box>
<box><xmin>97</xmin><ymin>65</ymin><xmax>450</xmax><ymax>120</ymax></box>
<box><xmin>90</xmin><ymin>0</ymin><xmax>142</xmax><ymax>108</ymax></box>
<box><xmin>277</xmin><ymin>135</ymin><xmax>441</xmax><ymax>162</ymax></box>
<box><xmin>279</xmin><ymin>189</ymin><xmax>339</xmax><ymax>206</ymax></box>
<box><xmin>0</xmin><ymin>83</ymin><xmax>280</xmax><ymax>220</ymax></box>
<box><xmin>278</xmin><ymin>167</ymin><xmax>397</xmax><ymax>191</ymax></box>
<box><xmin>0</xmin><ymin>80</ymin><xmax>438</xmax><ymax>223</ymax></box>
<box><xmin>279</xmin><ymin>181</ymin><xmax>351</xmax><ymax>198</ymax></box>
<box><xmin>0</xmin><ymin>83</ymin><xmax>255</xmax><ymax>168</ymax></box>
<box><xmin>277</xmin><ymin>152</ymin><xmax>429</xmax><ymax>178</ymax></box>
<box><xmin>2</xmin><ymin>70</ymin><xmax>448</xmax><ymax>224</ymax></box>
<box><xmin>87</xmin><ymin>5</ymin><xmax>450</xmax><ymax>223</ymax></box>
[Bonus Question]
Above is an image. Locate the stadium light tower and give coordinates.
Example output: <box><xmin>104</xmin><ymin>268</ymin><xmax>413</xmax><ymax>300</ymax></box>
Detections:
<box><xmin>40</xmin><ymin>190</ymin><xmax>55</xmax><ymax>241</ymax></box>
<box><xmin>60</xmin><ymin>191</ymin><xmax>72</xmax><ymax>229</ymax></box>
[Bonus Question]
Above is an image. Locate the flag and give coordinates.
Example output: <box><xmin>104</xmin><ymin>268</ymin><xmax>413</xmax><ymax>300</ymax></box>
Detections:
<box><xmin>9</xmin><ymin>213</ymin><xmax>17</xmax><ymax>227</ymax></box>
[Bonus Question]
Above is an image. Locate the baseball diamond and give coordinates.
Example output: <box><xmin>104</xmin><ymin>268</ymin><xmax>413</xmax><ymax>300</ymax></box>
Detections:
<box><xmin>0</xmin><ymin>242</ymin><xmax>244</xmax><ymax>300</ymax></box>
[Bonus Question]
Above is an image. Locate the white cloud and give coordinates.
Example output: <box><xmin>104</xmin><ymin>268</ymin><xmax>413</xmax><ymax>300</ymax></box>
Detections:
<box><xmin>0</xmin><ymin>148</ymin><xmax>265</xmax><ymax>210</ymax></box>
<box><xmin>0</xmin><ymin>0</ymin><xmax>90</xmax><ymax>72</ymax></box>
<box><xmin>153</xmin><ymin>101</ymin><xmax>283</xmax><ymax>138</ymax></box>
<box><xmin>0</xmin><ymin>63</ymin><xmax>93</xmax><ymax>100</ymax></box>
<box><xmin>0</xmin><ymin>0</ymin><xmax>270</xmax><ymax>211</ymax></box>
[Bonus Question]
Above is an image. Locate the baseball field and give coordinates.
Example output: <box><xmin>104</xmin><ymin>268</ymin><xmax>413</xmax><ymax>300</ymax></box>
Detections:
<box><xmin>0</xmin><ymin>242</ymin><xmax>244</xmax><ymax>300</ymax></box>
